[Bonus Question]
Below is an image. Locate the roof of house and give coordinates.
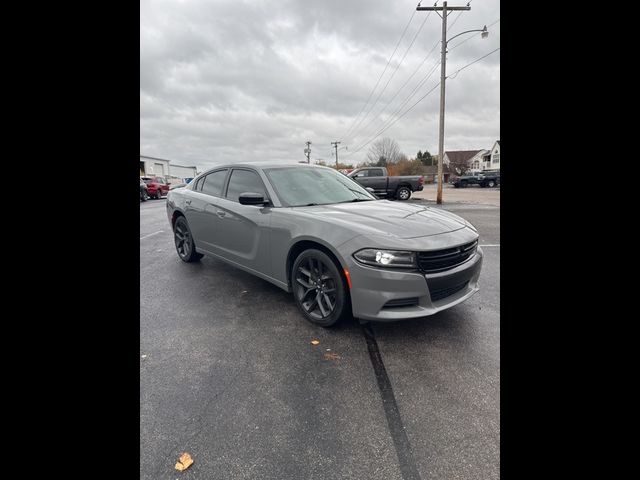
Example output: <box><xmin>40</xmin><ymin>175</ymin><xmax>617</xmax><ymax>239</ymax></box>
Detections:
<box><xmin>444</xmin><ymin>150</ymin><xmax>484</xmax><ymax>164</ymax></box>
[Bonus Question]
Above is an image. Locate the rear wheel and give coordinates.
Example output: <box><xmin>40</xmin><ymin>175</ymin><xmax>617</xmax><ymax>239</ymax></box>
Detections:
<box><xmin>174</xmin><ymin>217</ymin><xmax>203</xmax><ymax>262</ymax></box>
<box><xmin>487</xmin><ymin>180</ymin><xmax>495</xmax><ymax>188</ymax></box>
<box><xmin>292</xmin><ymin>249</ymin><xmax>349</xmax><ymax>327</ymax></box>
<box><xmin>396</xmin><ymin>186</ymin><xmax>411</xmax><ymax>201</ymax></box>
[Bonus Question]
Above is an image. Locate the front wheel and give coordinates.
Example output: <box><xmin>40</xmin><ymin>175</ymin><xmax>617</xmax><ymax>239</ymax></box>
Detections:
<box><xmin>487</xmin><ymin>180</ymin><xmax>496</xmax><ymax>188</ymax></box>
<box><xmin>396</xmin><ymin>186</ymin><xmax>411</xmax><ymax>201</ymax></box>
<box><xmin>292</xmin><ymin>249</ymin><xmax>349</xmax><ymax>327</ymax></box>
<box><xmin>174</xmin><ymin>217</ymin><xmax>204</xmax><ymax>262</ymax></box>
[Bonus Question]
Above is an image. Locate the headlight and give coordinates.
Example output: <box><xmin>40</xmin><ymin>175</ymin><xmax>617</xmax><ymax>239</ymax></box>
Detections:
<box><xmin>353</xmin><ymin>249</ymin><xmax>416</xmax><ymax>268</ymax></box>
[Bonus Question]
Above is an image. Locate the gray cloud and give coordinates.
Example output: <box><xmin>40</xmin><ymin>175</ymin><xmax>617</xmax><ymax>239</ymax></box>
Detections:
<box><xmin>141</xmin><ymin>0</ymin><xmax>499</xmax><ymax>170</ymax></box>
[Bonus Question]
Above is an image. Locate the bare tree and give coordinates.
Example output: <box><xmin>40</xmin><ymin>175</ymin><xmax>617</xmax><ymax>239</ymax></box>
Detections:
<box><xmin>447</xmin><ymin>156</ymin><xmax>473</xmax><ymax>176</ymax></box>
<box><xmin>365</xmin><ymin>137</ymin><xmax>403</xmax><ymax>166</ymax></box>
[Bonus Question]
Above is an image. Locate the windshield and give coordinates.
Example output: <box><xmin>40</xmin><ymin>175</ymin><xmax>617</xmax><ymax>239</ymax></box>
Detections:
<box><xmin>264</xmin><ymin>167</ymin><xmax>377</xmax><ymax>207</ymax></box>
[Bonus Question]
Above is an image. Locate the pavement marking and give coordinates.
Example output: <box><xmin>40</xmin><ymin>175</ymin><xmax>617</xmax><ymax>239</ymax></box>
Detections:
<box><xmin>362</xmin><ymin>324</ymin><xmax>422</xmax><ymax>480</ymax></box>
<box><xmin>140</xmin><ymin>230</ymin><xmax>164</xmax><ymax>240</ymax></box>
<box><xmin>479</xmin><ymin>244</ymin><xmax>500</xmax><ymax>247</ymax></box>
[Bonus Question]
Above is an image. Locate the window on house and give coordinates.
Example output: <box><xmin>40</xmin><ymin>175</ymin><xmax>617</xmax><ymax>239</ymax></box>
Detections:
<box><xmin>493</xmin><ymin>153</ymin><xmax>500</xmax><ymax>163</ymax></box>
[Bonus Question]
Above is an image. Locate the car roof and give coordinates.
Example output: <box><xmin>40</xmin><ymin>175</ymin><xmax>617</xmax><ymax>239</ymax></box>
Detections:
<box><xmin>197</xmin><ymin>162</ymin><xmax>332</xmax><ymax>176</ymax></box>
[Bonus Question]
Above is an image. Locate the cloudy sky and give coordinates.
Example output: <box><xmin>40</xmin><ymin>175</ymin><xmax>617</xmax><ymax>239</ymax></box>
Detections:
<box><xmin>141</xmin><ymin>0</ymin><xmax>500</xmax><ymax>171</ymax></box>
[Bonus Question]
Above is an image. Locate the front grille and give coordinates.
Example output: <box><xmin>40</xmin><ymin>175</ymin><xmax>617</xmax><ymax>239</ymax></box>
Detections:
<box><xmin>429</xmin><ymin>281</ymin><xmax>469</xmax><ymax>302</ymax></box>
<box><xmin>382</xmin><ymin>298</ymin><xmax>419</xmax><ymax>309</ymax></box>
<box><xmin>417</xmin><ymin>240</ymin><xmax>478</xmax><ymax>273</ymax></box>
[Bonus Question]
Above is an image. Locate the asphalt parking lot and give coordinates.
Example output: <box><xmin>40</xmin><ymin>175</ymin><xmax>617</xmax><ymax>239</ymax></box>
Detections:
<box><xmin>140</xmin><ymin>195</ymin><xmax>499</xmax><ymax>480</ymax></box>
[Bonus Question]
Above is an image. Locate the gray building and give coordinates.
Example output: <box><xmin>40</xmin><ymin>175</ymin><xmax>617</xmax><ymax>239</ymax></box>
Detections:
<box><xmin>140</xmin><ymin>155</ymin><xmax>171</xmax><ymax>177</ymax></box>
<box><xmin>169</xmin><ymin>164</ymin><xmax>198</xmax><ymax>180</ymax></box>
<box><xmin>140</xmin><ymin>155</ymin><xmax>199</xmax><ymax>182</ymax></box>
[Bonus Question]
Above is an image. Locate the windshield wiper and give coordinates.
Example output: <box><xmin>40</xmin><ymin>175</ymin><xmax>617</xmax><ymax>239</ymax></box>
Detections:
<box><xmin>340</xmin><ymin>198</ymin><xmax>373</xmax><ymax>203</ymax></box>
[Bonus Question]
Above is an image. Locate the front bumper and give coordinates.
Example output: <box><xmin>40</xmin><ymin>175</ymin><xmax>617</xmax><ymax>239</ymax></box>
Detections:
<box><xmin>346</xmin><ymin>247</ymin><xmax>483</xmax><ymax>321</ymax></box>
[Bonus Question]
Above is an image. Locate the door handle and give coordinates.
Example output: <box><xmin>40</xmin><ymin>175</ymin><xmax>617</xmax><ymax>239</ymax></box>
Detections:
<box><xmin>185</xmin><ymin>200</ymin><xmax>192</xmax><ymax>205</ymax></box>
<box><xmin>216</xmin><ymin>210</ymin><xmax>226</xmax><ymax>218</ymax></box>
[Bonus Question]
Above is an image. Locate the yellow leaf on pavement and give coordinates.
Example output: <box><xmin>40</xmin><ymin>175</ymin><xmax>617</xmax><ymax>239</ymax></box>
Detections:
<box><xmin>175</xmin><ymin>452</ymin><xmax>194</xmax><ymax>471</ymax></box>
<box><xmin>310</xmin><ymin>339</ymin><xmax>320</xmax><ymax>345</ymax></box>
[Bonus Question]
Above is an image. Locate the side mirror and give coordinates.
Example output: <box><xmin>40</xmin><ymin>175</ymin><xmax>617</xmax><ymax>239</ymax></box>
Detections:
<box><xmin>365</xmin><ymin>187</ymin><xmax>375</xmax><ymax>194</ymax></box>
<box><xmin>239</xmin><ymin>192</ymin><xmax>268</xmax><ymax>205</ymax></box>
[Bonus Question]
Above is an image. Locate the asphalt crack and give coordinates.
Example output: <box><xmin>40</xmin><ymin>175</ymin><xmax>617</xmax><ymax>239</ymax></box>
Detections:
<box><xmin>362</xmin><ymin>323</ymin><xmax>422</xmax><ymax>480</ymax></box>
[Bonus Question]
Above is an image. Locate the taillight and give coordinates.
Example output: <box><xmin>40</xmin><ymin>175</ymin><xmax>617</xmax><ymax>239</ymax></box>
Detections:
<box><xmin>419</xmin><ymin>175</ymin><xmax>424</xmax><ymax>185</ymax></box>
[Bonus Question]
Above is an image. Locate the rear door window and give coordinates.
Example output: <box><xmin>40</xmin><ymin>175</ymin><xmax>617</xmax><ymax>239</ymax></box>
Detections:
<box><xmin>201</xmin><ymin>169</ymin><xmax>229</xmax><ymax>197</ymax></box>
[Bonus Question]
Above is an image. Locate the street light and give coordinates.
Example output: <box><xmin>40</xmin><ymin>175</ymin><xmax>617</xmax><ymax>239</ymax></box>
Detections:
<box><xmin>417</xmin><ymin>2</ymin><xmax>489</xmax><ymax>204</ymax></box>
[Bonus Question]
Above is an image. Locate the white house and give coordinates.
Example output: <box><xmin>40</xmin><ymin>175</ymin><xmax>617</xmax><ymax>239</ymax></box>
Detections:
<box><xmin>444</xmin><ymin>150</ymin><xmax>489</xmax><ymax>174</ymax></box>
<box><xmin>487</xmin><ymin>140</ymin><xmax>500</xmax><ymax>170</ymax></box>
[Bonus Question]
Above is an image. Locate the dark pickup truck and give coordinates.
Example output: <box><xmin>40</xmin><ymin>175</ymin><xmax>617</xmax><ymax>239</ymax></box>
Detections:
<box><xmin>451</xmin><ymin>170</ymin><xmax>500</xmax><ymax>188</ymax></box>
<box><xmin>347</xmin><ymin>167</ymin><xmax>424</xmax><ymax>200</ymax></box>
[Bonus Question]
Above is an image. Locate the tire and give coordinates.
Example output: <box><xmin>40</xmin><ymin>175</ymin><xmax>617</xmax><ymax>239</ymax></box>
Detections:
<box><xmin>173</xmin><ymin>216</ymin><xmax>204</xmax><ymax>262</ymax></box>
<box><xmin>460</xmin><ymin>180</ymin><xmax>468</xmax><ymax>188</ymax></box>
<box><xmin>140</xmin><ymin>189</ymin><xmax>147</xmax><ymax>202</ymax></box>
<box><xmin>487</xmin><ymin>180</ymin><xmax>495</xmax><ymax>188</ymax></box>
<box><xmin>292</xmin><ymin>249</ymin><xmax>349</xmax><ymax>327</ymax></box>
<box><xmin>156</xmin><ymin>190</ymin><xmax>163</xmax><ymax>199</ymax></box>
<box><xmin>396</xmin><ymin>186</ymin><xmax>411</xmax><ymax>201</ymax></box>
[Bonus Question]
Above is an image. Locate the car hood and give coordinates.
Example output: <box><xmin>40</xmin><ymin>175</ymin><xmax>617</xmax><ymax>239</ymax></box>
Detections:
<box><xmin>293</xmin><ymin>200</ymin><xmax>469</xmax><ymax>239</ymax></box>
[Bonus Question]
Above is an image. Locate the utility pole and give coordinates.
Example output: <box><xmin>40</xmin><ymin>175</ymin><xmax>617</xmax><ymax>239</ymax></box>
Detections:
<box><xmin>331</xmin><ymin>141</ymin><xmax>341</xmax><ymax>169</ymax></box>
<box><xmin>417</xmin><ymin>1</ymin><xmax>470</xmax><ymax>204</ymax></box>
<box><xmin>304</xmin><ymin>141</ymin><xmax>312</xmax><ymax>164</ymax></box>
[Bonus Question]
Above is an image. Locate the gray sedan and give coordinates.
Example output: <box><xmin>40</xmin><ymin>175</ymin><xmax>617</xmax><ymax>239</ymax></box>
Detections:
<box><xmin>166</xmin><ymin>163</ymin><xmax>482</xmax><ymax>327</ymax></box>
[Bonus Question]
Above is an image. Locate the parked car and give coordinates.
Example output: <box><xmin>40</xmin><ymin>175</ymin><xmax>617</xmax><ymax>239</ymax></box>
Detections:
<box><xmin>347</xmin><ymin>167</ymin><xmax>424</xmax><ymax>200</ymax></box>
<box><xmin>140</xmin><ymin>178</ymin><xmax>149</xmax><ymax>202</ymax></box>
<box><xmin>167</xmin><ymin>163</ymin><xmax>482</xmax><ymax>327</ymax></box>
<box><xmin>141</xmin><ymin>176</ymin><xmax>170</xmax><ymax>199</ymax></box>
<box><xmin>451</xmin><ymin>170</ymin><xmax>500</xmax><ymax>188</ymax></box>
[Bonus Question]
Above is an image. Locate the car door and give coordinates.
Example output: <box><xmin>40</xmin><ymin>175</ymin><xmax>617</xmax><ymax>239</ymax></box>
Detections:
<box><xmin>351</xmin><ymin>169</ymin><xmax>373</xmax><ymax>188</ymax></box>
<box><xmin>365</xmin><ymin>168</ymin><xmax>388</xmax><ymax>194</ymax></box>
<box><xmin>213</xmin><ymin>168</ymin><xmax>272</xmax><ymax>274</ymax></box>
<box><xmin>183</xmin><ymin>169</ymin><xmax>229</xmax><ymax>255</ymax></box>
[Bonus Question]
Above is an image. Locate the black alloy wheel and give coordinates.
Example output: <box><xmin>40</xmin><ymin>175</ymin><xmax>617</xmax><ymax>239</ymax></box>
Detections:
<box><xmin>292</xmin><ymin>249</ymin><xmax>348</xmax><ymax>327</ymax></box>
<box><xmin>174</xmin><ymin>217</ymin><xmax>203</xmax><ymax>262</ymax></box>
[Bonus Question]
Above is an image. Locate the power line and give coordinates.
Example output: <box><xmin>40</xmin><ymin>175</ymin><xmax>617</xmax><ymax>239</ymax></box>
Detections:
<box><xmin>447</xmin><ymin>47</ymin><xmax>500</xmax><ymax>79</ymax></box>
<box><xmin>344</xmin><ymin>46</ymin><xmax>500</xmax><ymax>160</ymax></box>
<box><xmin>349</xmin><ymin>11</ymin><xmax>491</xmax><ymax>146</ymax></box>
<box><xmin>344</xmin><ymin>82</ymin><xmax>441</xmax><ymax>159</ymax></box>
<box><xmin>339</xmin><ymin>8</ymin><xmax>417</xmax><ymax>142</ymax></box>
<box><xmin>349</xmin><ymin>40</ymin><xmax>441</xmax><ymax>145</ymax></box>
<box><xmin>356</xmin><ymin>56</ymin><xmax>440</xmax><ymax>146</ymax></box>
<box><xmin>343</xmin><ymin>11</ymin><xmax>432</xmax><ymax>144</ymax></box>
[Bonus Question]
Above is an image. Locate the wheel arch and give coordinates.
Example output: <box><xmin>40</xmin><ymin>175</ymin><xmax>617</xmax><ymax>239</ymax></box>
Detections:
<box><xmin>286</xmin><ymin>238</ymin><xmax>349</xmax><ymax>292</ymax></box>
